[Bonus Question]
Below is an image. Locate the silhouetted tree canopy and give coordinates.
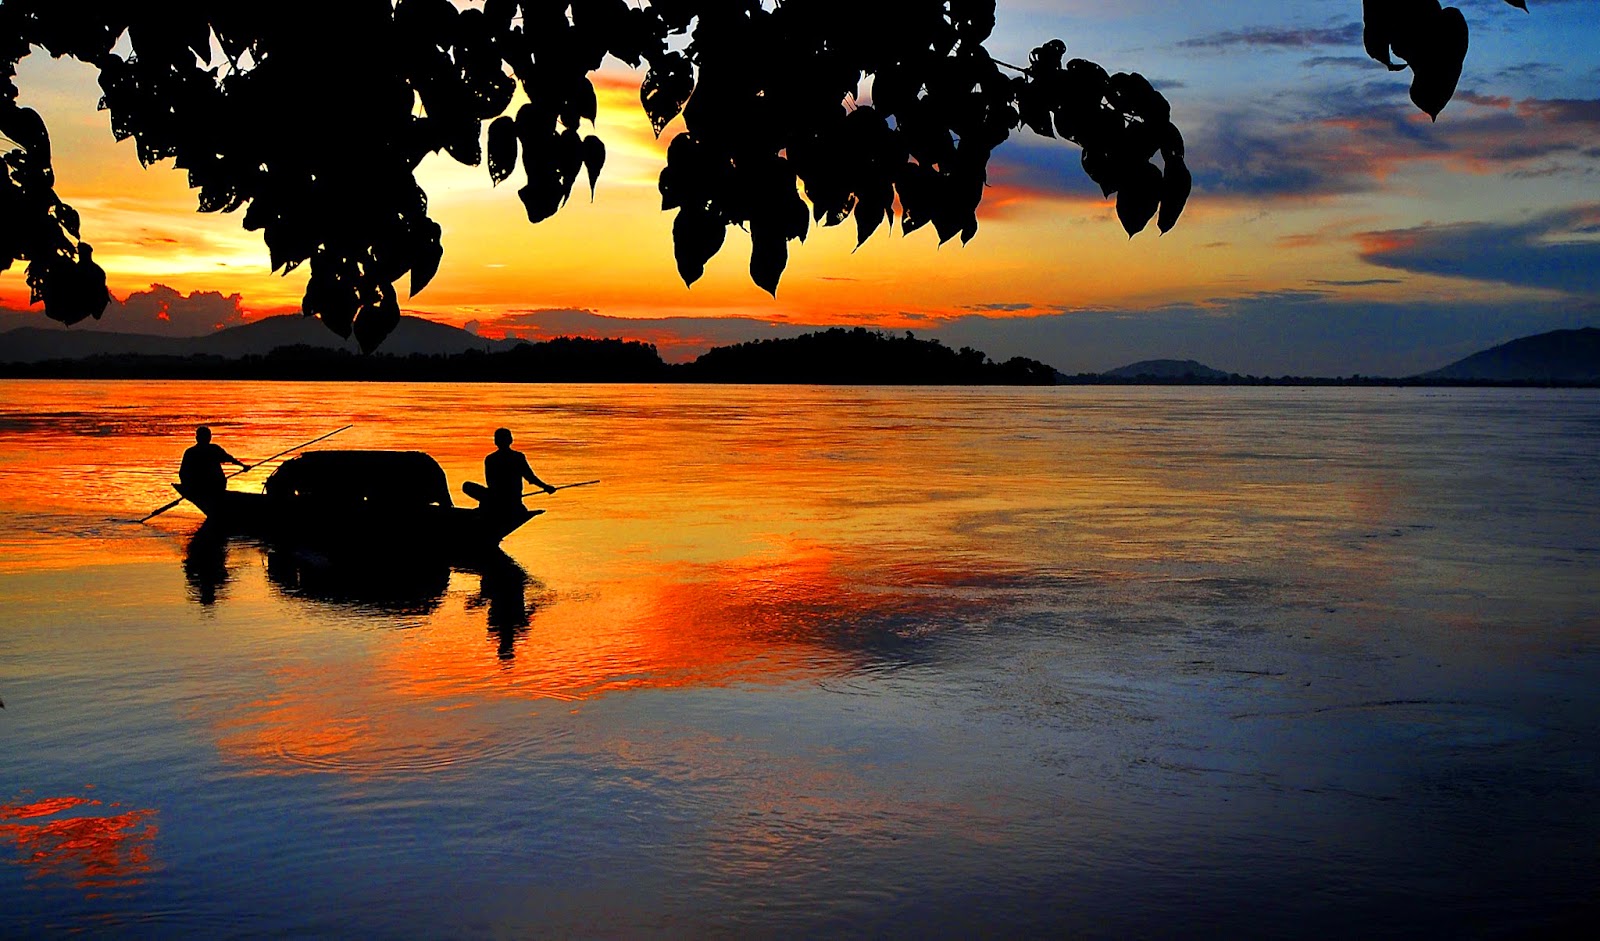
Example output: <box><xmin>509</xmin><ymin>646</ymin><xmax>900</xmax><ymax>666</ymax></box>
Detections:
<box><xmin>0</xmin><ymin>1</ymin><xmax>1527</xmax><ymax>350</ymax></box>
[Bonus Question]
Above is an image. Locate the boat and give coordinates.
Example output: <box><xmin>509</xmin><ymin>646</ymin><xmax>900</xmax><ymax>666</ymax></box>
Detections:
<box><xmin>174</xmin><ymin>450</ymin><xmax>541</xmax><ymax>556</ymax></box>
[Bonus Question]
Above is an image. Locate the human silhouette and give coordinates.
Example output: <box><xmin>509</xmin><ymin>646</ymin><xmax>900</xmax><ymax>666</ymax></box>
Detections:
<box><xmin>182</xmin><ymin>525</ymin><xmax>232</xmax><ymax>606</ymax></box>
<box><xmin>178</xmin><ymin>426</ymin><xmax>248</xmax><ymax>501</ymax></box>
<box><xmin>483</xmin><ymin>428</ymin><xmax>553</xmax><ymax>511</ymax></box>
<box><xmin>467</xmin><ymin>555</ymin><xmax>535</xmax><ymax>660</ymax></box>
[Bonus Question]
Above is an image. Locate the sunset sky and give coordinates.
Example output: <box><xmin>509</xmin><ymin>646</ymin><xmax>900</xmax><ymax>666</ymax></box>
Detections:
<box><xmin>2</xmin><ymin>0</ymin><xmax>1597</xmax><ymax>375</ymax></box>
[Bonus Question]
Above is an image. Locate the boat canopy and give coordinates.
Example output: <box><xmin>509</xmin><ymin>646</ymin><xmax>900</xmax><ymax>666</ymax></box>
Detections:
<box><xmin>265</xmin><ymin>451</ymin><xmax>453</xmax><ymax>508</ymax></box>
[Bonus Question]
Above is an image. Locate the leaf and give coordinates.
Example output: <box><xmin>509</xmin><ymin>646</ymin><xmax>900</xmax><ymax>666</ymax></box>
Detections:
<box><xmin>487</xmin><ymin>116</ymin><xmax>517</xmax><ymax>186</ymax></box>
<box><xmin>853</xmin><ymin>182</ymin><xmax>893</xmax><ymax>248</ymax></box>
<box><xmin>1115</xmin><ymin>162</ymin><xmax>1162</xmax><ymax>237</ymax></box>
<box><xmin>0</xmin><ymin>106</ymin><xmax>50</xmax><ymax>164</ymax></box>
<box><xmin>748</xmin><ymin>219</ymin><xmax>788</xmax><ymax>297</ymax></box>
<box><xmin>483</xmin><ymin>0</ymin><xmax>515</xmax><ymax>28</ymax></box>
<box><xmin>564</xmin><ymin>77</ymin><xmax>598</xmax><ymax>129</ymax></box>
<box><xmin>1409</xmin><ymin>7</ymin><xmax>1469</xmax><ymax>120</ymax></box>
<box><xmin>1362</xmin><ymin>0</ymin><xmax>1400</xmax><ymax>69</ymax></box>
<box><xmin>641</xmin><ymin>52</ymin><xmax>693</xmax><ymax>138</ymax></box>
<box><xmin>409</xmin><ymin>226</ymin><xmax>444</xmax><ymax>296</ymax></box>
<box><xmin>353</xmin><ymin>281</ymin><xmax>401</xmax><ymax>354</ymax></box>
<box><xmin>672</xmin><ymin>207</ymin><xmax>725</xmax><ymax>287</ymax></box>
<box><xmin>35</xmin><ymin>246</ymin><xmax>110</xmax><ymax>326</ymax></box>
<box><xmin>302</xmin><ymin>257</ymin><xmax>359</xmax><ymax>340</ymax></box>
<box><xmin>581</xmin><ymin>135</ymin><xmax>606</xmax><ymax>199</ymax></box>
<box><xmin>1157</xmin><ymin>154</ymin><xmax>1191</xmax><ymax>234</ymax></box>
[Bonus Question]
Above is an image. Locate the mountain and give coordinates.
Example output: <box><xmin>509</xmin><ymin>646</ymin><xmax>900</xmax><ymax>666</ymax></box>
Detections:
<box><xmin>1102</xmin><ymin>359</ymin><xmax>1233</xmax><ymax>380</ymax></box>
<box><xmin>0</xmin><ymin>315</ymin><xmax>518</xmax><ymax>363</ymax></box>
<box><xmin>1418</xmin><ymin>327</ymin><xmax>1600</xmax><ymax>382</ymax></box>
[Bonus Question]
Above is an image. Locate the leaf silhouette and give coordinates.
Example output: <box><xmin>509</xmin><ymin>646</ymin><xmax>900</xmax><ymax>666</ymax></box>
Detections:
<box><xmin>1409</xmin><ymin>7</ymin><xmax>1469</xmax><ymax>120</ymax></box>
<box><xmin>353</xmin><ymin>281</ymin><xmax>401</xmax><ymax>355</ymax></box>
<box><xmin>1157</xmin><ymin>155</ymin><xmax>1191</xmax><ymax>235</ymax></box>
<box><xmin>581</xmin><ymin>135</ymin><xmax>606</xmax><ymax>199</ymax></box>
<box><xmin>673</xmin><ymin>206</ymin><xmax>726</xmax><ymax>287</ymax></box>
<box><xmin>487</xmin><ymin>116</ymin><xmax>517</xmax><ymax>186</ymax></box>
<box><xmin>1115</xmin><ymin>163</ymin><xmax>1162</xmax><ymax>237</ymax></box>
<box><xmin>749</xmin><ymin>219</ymin><xmax>788</xmax><ymax>297</ymax></box>
<box><xmin>1361</xmin><ymin>0</ymin><xmax>1512</xmax><ymax>117</ymax></box>
<box><xmin>641</xmin><ymin>52</ymin><xmax>694</xmax><ymax>138</ymax></box>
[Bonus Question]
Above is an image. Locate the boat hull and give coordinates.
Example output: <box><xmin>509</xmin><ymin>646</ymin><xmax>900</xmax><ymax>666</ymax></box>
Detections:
<box><xmin>174</xmin><ymin>485</ymin><xmax>541</xmax><ymax>557</ymax></box>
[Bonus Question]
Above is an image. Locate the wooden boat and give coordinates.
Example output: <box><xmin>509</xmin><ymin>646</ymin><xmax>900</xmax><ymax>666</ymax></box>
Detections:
<box><xmin>175</xmin><ymin>450</ymin><xmax>541</xmax><ymax>556</ymax></box>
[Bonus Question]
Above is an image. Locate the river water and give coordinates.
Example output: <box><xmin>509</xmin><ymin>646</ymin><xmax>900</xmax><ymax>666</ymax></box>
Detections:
<box><xmin>1</xmin><ymin>381</ymin><xmax>1596</xmax><ymax>937</ymax></box>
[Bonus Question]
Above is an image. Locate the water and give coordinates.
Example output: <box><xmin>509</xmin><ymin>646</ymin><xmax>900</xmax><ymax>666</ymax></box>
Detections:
<box><xmin>1</xmin><ymin>381</ymin><xmax>1596</xmax><ymax>937</ymax></box>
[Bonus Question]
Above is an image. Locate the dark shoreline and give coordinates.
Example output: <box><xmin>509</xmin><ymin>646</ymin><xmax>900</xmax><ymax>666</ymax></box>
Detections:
<box><xmin>2</xmin><ymin>326</ymin><xmax>1596</xmax><ymax>387</ymax></box>
<box><xmin>2</xmin><ymin>361</ymin><xmax>1596</xmax><ymax>388</ymax></box>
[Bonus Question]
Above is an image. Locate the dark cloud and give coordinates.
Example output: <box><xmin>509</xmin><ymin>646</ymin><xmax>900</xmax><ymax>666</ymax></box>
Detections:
<box><xmin>961</xmin><ymin>302</ymin><xmax>1036</xmax><ymax>312</ymax></box>
<box><xmin>1179</xmin><ymin>23</ymin><xmax>1364</xmax><ymax>51</ymax></box>
<box><xmin>107</xmin><ymin>284</ymin><xmax>248</xmax><ymax>336</ymax></box>
<box><xmin>1301</xmin><ymin>56</ymin><xmax>1373</xmax><ymax>70</ymax></box>
<box><xmin>1359</xmin><ymin>205</ymin><xmax>1600</xmax><ymax>296</ymax></box>
<box><xmin>1308</xmin><ymin>278</ymin><xmax>1404</xmax><ymax>286</ymax></box>
<box><xmin>985</xmin><ymin>139</ymin><xmax>1103</xmax><ymax>201</ymax></box>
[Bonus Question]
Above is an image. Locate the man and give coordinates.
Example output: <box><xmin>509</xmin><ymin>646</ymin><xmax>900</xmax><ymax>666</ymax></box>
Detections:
<box><xmin>179</xmin><ymin>426</ymin><xmax>248</xmax><ymax>500</ymax></box>
<box><xmin>485</xmin><ymin>428</ymin><xmax>554</xmax><ymax>510</ymax></box>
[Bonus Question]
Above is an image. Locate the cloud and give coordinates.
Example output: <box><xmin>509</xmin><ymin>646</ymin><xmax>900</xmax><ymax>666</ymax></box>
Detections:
<box><xmin>1358</xmin><ymin>205</ymin><xmax>1600</xmax><ymax>296</ymax></box>
<box><xmin>1307</xmin><ymin>278</ymin><xmax>1404</xmax><ymax>287</ymax></box>
<box><xmin>960</xmin><ymin>302</ymin><xmax>1037</xmax><ymax>312</ymax></box>
<box><xmin>1179</xmin><ymin>23</ymin><xmax>1364</xmax><ymax>51</ymax></box>
<box><xmin>1189</xmin><ymin>89</ymin><xmax>1600</xmax><ymax>200</ymax></box>
<box><xmin>0</xmin><ymin>284</ymin><xmax>248</xmax><ymax>337</ymax></box>
<box><xmin>104</xmin><ymin>284</ymin><xmax>249</xmax><ymax>336</ymax></box>
<box><xmin>1301</xmin><ymin>56</ymin><xmax>1373</xmax><ymax>70</ymax></box>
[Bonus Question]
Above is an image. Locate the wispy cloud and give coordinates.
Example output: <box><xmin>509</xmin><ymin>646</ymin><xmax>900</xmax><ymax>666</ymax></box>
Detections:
<box><xmin>1179</xmin><ymin>23</ymin><xmax>1364</xmax><ymax>51</ymax></box>
<box><xmin>1358</xmin><ymin>205</ymin><xmax>1600</xmax><ymax>296</ymax></box>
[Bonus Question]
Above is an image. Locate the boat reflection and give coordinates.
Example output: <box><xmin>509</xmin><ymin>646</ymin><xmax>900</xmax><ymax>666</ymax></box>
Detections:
<box><xmin>183</xmin><ymin>526</ymin><xmax>542</xmax><ymax>657</ymax></box>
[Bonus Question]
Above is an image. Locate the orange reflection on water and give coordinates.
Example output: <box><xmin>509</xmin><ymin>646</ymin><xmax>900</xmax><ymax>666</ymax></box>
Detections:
<box><xmin>0</xmin><ymin>794</ymin><xmax>158</xmax><ymax>895</ymax></box>
<box><xmin>392</xmin><ymin>539</ymin><xmax>865</xmax><ymax>703</ymax></box>
<box><xmin>209</xmin><ymin>539</ymin><xmax>971</xmax><ymax>776</ymax></box>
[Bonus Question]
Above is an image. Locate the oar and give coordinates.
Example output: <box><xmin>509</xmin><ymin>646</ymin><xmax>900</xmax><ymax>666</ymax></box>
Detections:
<box><xmin>523</xmin><ymin>479</ymin><xmax>600</xmax><ymax>496</ymax></box>
<box><xmin>136</xmin><ymin>424</ymin><xmax>353</xmax><ymax>523</ymax></box>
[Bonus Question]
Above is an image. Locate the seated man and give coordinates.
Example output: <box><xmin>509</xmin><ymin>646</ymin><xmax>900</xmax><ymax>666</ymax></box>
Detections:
<box><xmin>179</xmin><ymin>426</ymin><xmax>248</xmax><ymax>500</ymax></box>
<box><xmin>484</xmin><ymin>428</ymin><xmax>555</xmax><ymax>510</ymax></box>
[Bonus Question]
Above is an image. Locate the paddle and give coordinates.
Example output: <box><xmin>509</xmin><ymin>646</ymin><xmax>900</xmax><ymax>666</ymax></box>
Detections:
<box><xmin>136</xmin><ymin>424</ymin><xmax>353</xmax><ymax>523</ymax></box>
<box><xmin>524</xmin><ymin>479</ymin><xmax>600</xmax><ymax>496</ymax></box>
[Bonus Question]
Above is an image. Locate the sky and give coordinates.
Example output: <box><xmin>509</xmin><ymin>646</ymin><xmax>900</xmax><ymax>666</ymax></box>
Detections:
<box><xmin>2</xmin><ymin>0</ymin><xmax>1598</xmax><ymax>375</ymax></box>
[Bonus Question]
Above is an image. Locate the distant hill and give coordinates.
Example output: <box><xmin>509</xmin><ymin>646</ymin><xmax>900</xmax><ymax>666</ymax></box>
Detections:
<box><xmin>676</xmin><ymin>327</ymin><xmax>1058</xmax><ymax>384</ymax></box>
<box><xmin>1102</xmin><ymin>359</ymin><xmax>1234</xmax><ymax>380</ymax></box>
<box><xmin>1418</xmin><ymin>327</ymin><xmax>1600</xmax><ymax>382</ymax></box>
<box><xmin>0</xmin><ymin>314</ymin><xmax>518</xmax><ymax>363</ymax></box>
<box><xmin>0</xmin><ymin>327</ymin><xmax>1058</xmax><ymax>385</ymax></box>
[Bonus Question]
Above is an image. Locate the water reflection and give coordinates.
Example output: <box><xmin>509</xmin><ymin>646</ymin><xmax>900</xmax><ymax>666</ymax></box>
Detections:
<box><xmin>466</xmin><ymin>554</ymin><xmax>534</xmax><ymax>660</ymax></box>
<box><xmin>183</xmin><ymin>526</ymin><xmax>541</xmax><ymax>655</ymax></box>
<box><xmin>182</xmin><ymin>525</ymin><xmax>232</xmax><ymax>606</ymax></box>
<box><xmin>0</xmin><ymin>794</ymin><xmax>159</xmax><ymax>896</ymax></box>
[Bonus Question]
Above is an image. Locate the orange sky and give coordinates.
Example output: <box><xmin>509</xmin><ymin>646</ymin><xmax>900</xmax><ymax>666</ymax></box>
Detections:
<box><xmin>0</xmin><ymin>50</ymin><xmax>1517</xmax><ymax>331</ymax></box>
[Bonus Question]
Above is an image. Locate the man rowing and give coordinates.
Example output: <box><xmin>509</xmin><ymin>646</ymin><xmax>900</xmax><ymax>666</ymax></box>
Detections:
<box><xmin>179</xmin><ymin>426</ymin><xmax>249</xmax><ymax>502</ymax></box>
<box><xmin>484</xmin><ymin>428</ymin><xmax>555</xmax><ymax>511</ymax></box>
